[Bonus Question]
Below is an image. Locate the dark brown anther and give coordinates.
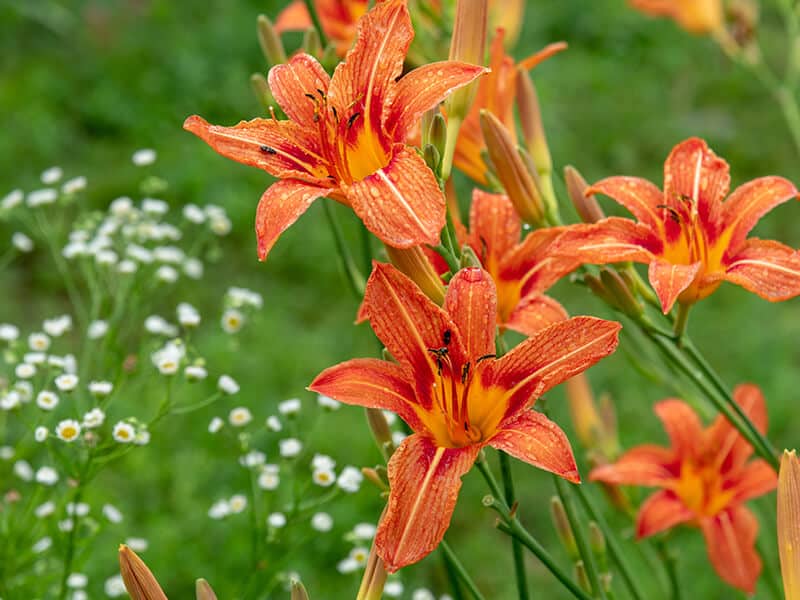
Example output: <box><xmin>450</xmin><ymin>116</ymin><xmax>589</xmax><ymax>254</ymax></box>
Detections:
<box><xmin>259</xmin><ymin>145</ymin><xmax>277</xmax><ymax>155</ymax></box>
<box><xmin>347</xmin><ymin>112</ymin><xmax>361</xmax><ymax>129</ymax></box>
<box><xmin>443</xmin><ymin>329</ymin><xmax>452</xmax><ymax>346</ymax></box>
<box><xmin>461</xmin><ymin>362</ymin><xmax>470</xmax><ymax>383</ymax></box>
<box><xmin>476</xmin><ymin>353</ymin><xmax>496</xmax><ymax>364</ymax></box>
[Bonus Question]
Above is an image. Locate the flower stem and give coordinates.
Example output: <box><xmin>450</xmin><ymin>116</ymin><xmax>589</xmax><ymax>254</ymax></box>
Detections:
<box><xmin>440</xmin><ymin>539</ymin><xmax>487</xmax><ymax>600</ymax></box>
<box><xmin>475</xmin><ymin>458</ymin><xmax>592</xmax><ymax>600</ymax></box>
<box><xmin>322</xmin><ymin>201</ymin><xmax>366</xmax><ymax>299</ymax></box>
<box><xmin>654</xmin><ymin>540</ymin><xmax>681</xmax><ymax>600</ymax></box>
<box><xmin>301</xmin><ymin>0</ymin><xmax>328</xmax><ymax>49</ymax></box>
<box><xmin>499</xmin><ymin>452</ymin><xmax>530</xmax><ymax>600</ymax></box>
<box><xmin>440</xmin><ymin>116</ymin><xmax>463</xmax><ymax>182</ymax></box>
<box><xmin>671</xmin><ymin>302</ymin><xmax>690</xmax><ymax>344</ymax></box>
<box><xmin>552</xmin><ymin>476</ymin><xmax>607</xmax><ymax>600</ymax></box>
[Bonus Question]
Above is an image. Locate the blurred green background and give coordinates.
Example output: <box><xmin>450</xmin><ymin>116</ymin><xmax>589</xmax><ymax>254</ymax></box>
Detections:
<box><xmin>1</xmin><ymin>0</ymin><xmax>799</xmax><ymax>598</ymax></box>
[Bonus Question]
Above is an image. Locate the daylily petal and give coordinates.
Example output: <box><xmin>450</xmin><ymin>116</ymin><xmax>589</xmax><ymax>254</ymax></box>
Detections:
<box><xmin>487</xmin><ymin>316</ymin><xmax>621</xmax><ymax>420</ymax></box>
<box><xmin>700</xmin><ymin>507</ymin><xmax>761</xmax><ymax>594</ymax></box>
<box><xmin>308</xmin><ymin>357</ymin><xmax>425</xmax><ymax>432</ymax></box>
<box><xmin>654</xmin><ymin>399</ymin><xmax>704</xmax><ymax>460</ymax></box>
<box><xmin>357</xmin><ymin>262</ymin><xmax>467</xmax><ymax>409</ymax></box>
<box><xmin>273</xmin><ymin>0</ymin><xmax>312</xmax><ymax>33</ymax></box>
<box><xmin>500</xmin><ymin>226</ymin><xmax>580</xmax><ymax>294</ymax></box>
<box><xmin>183</xmin><ymin>115</ymin><xmax>329</xmax><ymax>182</ymax></box>
<box><xmin>468</xmin><ymin>191</ymin><xmax>521</xmax><ymax>275</ymax></box>
<box><xmin>268</xmin><ymin>54</ymin><xmax>331</xmax><ymax>127</ymax></box>
<box><xmin>722</xmin><ymin>176</ymin><xmax>798</xmax><ymax>253</ymax></box>
<box><xmin>590</xmin><ymin>444</ymin><xmax>677</xmax><ymax>487</ymax></box>
<box><xmin>587</xmin><ymin>176</ymin><xmax>666</xmax><ymax>231</ymax></box>
<box><xmin>550</xmin><ymin>217</ymin><xmax>661</xmax><ymax>266</ymax></box>
<box><xmin>723</xmin><ymin>239</ymin><xmax>800</xmax><ymax>302</ymax></box>
<box><xmin>376</xmin><ymin>434</ymin><xmax>479</xmax><ymax>572</ymax></box>
<box><xmin>647</xmin><ymin>259</ymin><xmax>701</xmax><ymax>313</ymax></box>
<box><xmin>255</xmin><ymin>180</ymin><xmax>329</xmax><ymax>261</ymax></box>
<box><xmin>346</xmin><ymin>145</ymin><xmax>445</xmax><ymax>248</ymax></box>
<box><xmin>444</xmin><ymin>268</ymin><xmax>497</xmax><ymax>359</ymax></box>
<box><xmin>489</xmin><ymin>409</ymin><xmax>579</xmax><ymax>483</ymax></box>
<box><xmin>728</xmin><ymin>459</ymin><xmax>777</xmax><ymax>504</ymax></box>
<box><xmin>314</xmin><ymin>0</ymin><xmax>369</xmax><ymax>57</ymax></box>
<box><xmin>504</xmin><ymin>294</ymin><xmax>569</xmax><ymax>337</ymax></box>
<box><xmin>778</xmin><ymin>450</ymin><xmax>800</xmax><ymax>600</ymax></box>
<box><xmin>387</xmin><ymin>61</ymin><xmax>488</xmax><ymax>141</ymax></box>
<box><xmin>635</xmin><ymin>490</ymin><xmax>694</xmax><ymax>538</ymax></box>
<box><xmin>662</xmin><ymin>137</ymin><xmax>730</xmax><ymax>236</ymax></box>
<box><xmin>328</xmin><ymin>0</ymin><xmax>412</xmax><ymax>139</ymax></box>
<box><xmin>706</xmin><ymin>383</ymin><xmax>768</xmax><ymax>472</ymax></box>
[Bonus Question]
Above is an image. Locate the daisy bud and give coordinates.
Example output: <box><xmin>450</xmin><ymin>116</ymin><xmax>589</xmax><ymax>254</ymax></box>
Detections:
<box><xmin>196</xmin><ymin>579</ymin><xmax>218</xmax><ymax>600</ymax></box>
<box><xmin>550</xmin><ymin>497</ymin><xmax>578</xmax><ymax>560</ymax></box>
<box><xmin>257</xmin><ymin>15</ymin><xmax>287</xmax><ymax>67</ymax></box>
<box><xmin>564</xmin><ymin>166</ymin><xmax>604</xmax><ymax>223</ymax></box>
<box><xmin>119</xmin><ymin>545</ymin><xmax>167</xmax><ymax>600</ymax></box>
<box><xmin>445</xmin><ymin>0</ymin><xmax>488</xmax><ymax>122</ymax></box>
<box><xmin>479</xmin><ymin>110</ymin><xmax>545</xmax><ymax>226</ymax></box>
<box><xmin>384</xmin><ymin>246</ymin><xmax>445</xmax><ymax>305</ymax></box>
<box><xmin>779</xmin><ymin>450</ymin><xmax>800</xmax><ymax>600</ymax></box>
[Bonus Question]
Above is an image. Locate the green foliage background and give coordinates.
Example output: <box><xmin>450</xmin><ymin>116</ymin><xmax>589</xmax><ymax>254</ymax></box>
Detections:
<box><xmin>1</xmin><ymin>0</ymin><xmax>798</xmax><ymax>598</ymax></box>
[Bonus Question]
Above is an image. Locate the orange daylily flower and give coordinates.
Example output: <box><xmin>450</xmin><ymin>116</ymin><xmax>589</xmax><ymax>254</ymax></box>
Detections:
<box><xmin>185</xmin><ymin>0</ymin><xmax>486</xmax><ymax>260</ymax></box>
<box><xmin>591</xmin><ymin>385</ymin><xmax>777</xmax><ymax>593</ymax></box>
<box><xmin>629</xmin><ymin>0</ymin><xmax>724</xmax><ymax>34</ymax></box>
<box><xmin>273</xmin><ymin>0</ymin><xmax>369</xmax><ymax>58</ymax></box>
<box><xmin>453</xmin><ymin>29</ymin><xmax>566</xmax><ymax>185</ymax></box>
<box><xmin>310</xmin><ymin>262</ymin><xmax>621</xmax><ymax>571</ymax></box>
<box><xmin>552</xmin><ymin>137</ymin><xmax>800</xmax><ymax>313</ymax></box>
<box><xmin>464</xmin><ymin>190</ymin><xmax>580</xmax><ymax>335</ymax></box>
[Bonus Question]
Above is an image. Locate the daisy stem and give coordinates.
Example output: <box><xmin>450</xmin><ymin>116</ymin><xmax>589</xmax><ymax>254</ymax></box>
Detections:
<box><xmin>475</xmin><ymin>458</ymin><xmax>592</xmax><ymax>600</ymax></box>
<box><xmin>573</xmin><ymin>484</ymin><xmax>647</xmax><ymax>600</ymax></box>
<box><xmin>440</xmin><ymin>539</ymin><xmax>487</xmax><ymax>600</ymax></box>
<box><xmin>499</xmin><ymin>451</ymin><xmax>530</xmax><ymax>600</ymax></box>
<box><xmin>553</xmin><ymin>476</ymin><xmax>608</xmax><ymax>600</ymax></box>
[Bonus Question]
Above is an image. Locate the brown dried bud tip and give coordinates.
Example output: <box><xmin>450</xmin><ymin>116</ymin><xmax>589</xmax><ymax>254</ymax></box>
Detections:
<box><xmin>195</xmin><ymin>579</ymin><xmax>218</xmax><ymax>600</ymax></box>
<box><xmin>565</xmin><ymin>166</ymin><xmax>604</xmax><ymax>223</ymax></box>
<box><xmin>119</xmin><ymin>545</ymin><xmax>168</xmax><ymax>600</ymax></box>
<box><xmin>291</xmin><ymin>579</ymin><xmax>311</xmax><ymax>600</ymax></box>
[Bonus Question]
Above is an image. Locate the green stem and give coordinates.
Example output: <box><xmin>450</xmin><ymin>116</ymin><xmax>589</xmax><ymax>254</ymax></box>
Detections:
<box><xmin>654</xmin><ymin>540</ymin><xmax>681</xmax><ymax>600</ymax></box>
<box><xmin>499</xmin><ymin>452</ymin><xmax>530</xmax><ymax>600</ymax></box>
<box><xmin>573</xmin><ymin>485</ymin><xmax>646</xmax><ymax>600</ymax></box>
<box><xmin>440</xmin><ymin>540</ymin><xmax>487</xmax><ymax>600</ymax></box>
<box><xmin>440</xmin><ymin>116</ymin><xmax>463</xmax><ymax>182</ymax></box>
<box><xmin>475</xmin><ymin>459</ymin><xmax>591</xmax><ymax>600</ymax></box>
<box><xmin>322</xmin><ymin>201</ymin><xmax>365</xmax><ymax>299</ymax></box>
<box><xmin>301</xmin><ymin>0</ymin><xmax>328</xmax><ymax>48</ymax></box>
<box><xmin>671</xmin><ymin>303</ymin><xmax>690</xmax><ymax>343</ymax></box>
<box><xmin>553</xmin><ymin>477</ymin><xmax>607</xmax><ymax>600</ymax></box>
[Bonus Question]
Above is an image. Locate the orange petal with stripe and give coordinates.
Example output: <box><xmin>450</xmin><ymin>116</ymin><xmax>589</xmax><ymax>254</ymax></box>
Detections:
<box><xmin>468</xmin><ymin>191</ymin><xmax>521</xmax><ymax>271</ymax></box>
<box><xmin>587</xmin><ymin>176</ymin><xmax>665</xmax><ymax>231</ymax></box>
<box><xmin>255</xmin><ymin>180</ymin><xmax>329</xmax><ymax>261</ymax></box>
<box><xmin>346</xmin><ymin>146</ymin><xmax>445</xmax><ymax>248</ymax></box>
<box><xmin>723</xmin><ymin>239</ymin><xmax>800</xmax><ymax>302</ymax></box>
<box><xmin>700</xmin><ymin>506</ymin><xmax>761</xmax><ymax>593</ymax></box>
<box><xmin>489</xmin><ymin>409</ymin><xmax>579</xmax><ymax>483</ymax></box>
<box><xmin>647</xmin><ymin>259</ymin><xmax>701</xmax><ymax>313</ymax></box>
<box><xmin>551</xmin><ymin>217</ymin><xmax>660</xmax><ymax>265</ymax></box>
<box><xmin>376</xmin><ymin>434</ymin><xmax>479</xmax><ymax>572</ymax></box>
<box><xmin>273</xmin><ymin>0</ymin><xmax>312</xmax><ymax>34</ymax></box>
<box><xmin>504</xmin><ymin>294</ymin><xmax>569</xmax><ymax>337</ymax></box>
<box><xmin>268</xmin><ymin>54</ymin><xmax>331</xmax><ymax>127</ymax></box>
<box><xmin>706</xmin><ymin>383</ymin><xmax>768</xmax><ymax>471</ymax></box>
<box><xmin>636</xmin><ymin>490</ymin><xmax>694</xmax><ymax>538</ymax></box>
<box><xmin>654</xmin><ymin>399</ymin><xmax>704</xmax><ymax>459</ymax></box>
<box><xmin>722</xmin><ymin>176</ymin><xmax>798</xmax><ymax>252</ymax></box>
<box><xmin>729</xmin><ymin>460</ymin><xmax>777</xmax><ymax>504</ymax></box>
<box><xmin>444</xmin><ymin>268</ymin><xmax>497</xmax><ymax>359</ymax></box>
<box><xmin>590</xmin><ymin>444</ymin><xmax>677</xmax><ymax>487</ymax></box>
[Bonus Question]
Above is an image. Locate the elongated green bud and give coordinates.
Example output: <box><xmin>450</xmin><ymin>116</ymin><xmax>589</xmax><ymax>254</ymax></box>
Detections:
<box><xmin>365</xmin><ymin>408</ymin><xmax>394</xmax><ymax>460</ymax></box>
<box><xmin>257</xmin><ymin>15</ymin><xmax>287</xmax><ymax>67</ymax></box>
<box><xmin>291</xmin><ymin>580</ymin><xmax>310</xmax><ymax>600</ymax></box>
<box><xmin>550</xmin><ymin>497</ymin><xmax>578</xmax><ymax>559</ymax></box>
<box><xmin>195</xmin><ymin>579</ymin><xmax>218</xmax><ymax>600</ymax></box>
<box><xmin>565</xmin><ymin>165</ymin><xmax>604</xmax><ymax>223</ymax></box>
<box><xmin>302</xmin><ymin>28</ymin><xmax>322</xmax><ymax>57</ymax></box>
<box><xmin>574</xmin><ymin>561</ymin><xmax>591</xmax><ymax>593</ymax></box>
<box><xmin>588</xmin><ymin>521</ymin><xmax>607</xmax><ymax>569</ymax></box>
<box><xmin>250</xmin><ymin>73</ymin><xmax>276</xmax><ymax>112</ymax></box>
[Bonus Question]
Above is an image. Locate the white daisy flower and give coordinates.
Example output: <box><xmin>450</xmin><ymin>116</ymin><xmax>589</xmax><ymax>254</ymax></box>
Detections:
<box><xmin>132</xmin><ymin>149</ymin><xmax>157</xmax><ymax>166</ymax></box>
<box><xmin>337</xmin><ymin>557</ymin><xmax>359</xmax><ymax>574</ymax></box>
<box><xmin>392</xmin><ymin>431</ymin><xmax>407</xmax><ymax>446</ymax></box>
<box><xmin>382</xmin><ymin>410</ymin><xmax>397</xmax><ymax>426</ymax></box>
<box><xmin>112</xmin><ymin>422</ymin><xmax>136</xmax><ymax>443</ymax></box>
<box><xmin>125</xmin><ymin>537</ymin><xmax>148</xmax><ymax>552</ymax></box>
<box><xmin>27</xmin><ymin>188</ymin><xmax>58</xmax><ymax>206</ymax></box>
<box><xmin>40</xmin><ymin>166</ymin><xmax>63</xmax><ymax>184</ymax></box>
<box><xmin>185</xmin><ymin>365</ymin><xmax>208</xmax><ymax>381</ymax></box>
<box><xmin>56</xmin><ymin>420</ymin><xmax>81</xmax><ymax>443</ymax></box>
<box><xmin>267</xmin><ymin>512</ymin><xmax>287</xmax><ymax>528</ymax></box>
<box><xmin>88</xmin><ymin>381</ymin><xmax>113</xmax><ymax>397</ymax></box>
<box><xmin>24</xmin><ymin>351</ymin><xmax>47</xmax><ymax>365</ymax></box>
<box><xmin>134</xmin><ymin>430</ymin><xmax>151</xmax><ymax>445</ymax></box>
<box><xmin>142</xmin><ymin>197</ymin><xmax>168</xmax><ymax>215</ymax></box>
<box><xmin>1</xmin><ymin>391</ymin><xmax>20</xmax><ymax>410</ymax></box>
<box><xmin>15</xmin><ymin>363</ymin><xmax>36</xmax><ymax>379</ymax></box>
<box><xmin>183</xmin><ymin>203</ymin><xmax>206</xmax><ymax>224</ymax></box>
<box><xmin>43</xmin><ymin>315</ymin><xmax>72</xmax><ymax>337</ymax></box>
<box><xmin>66</xmin><ymin>573</ymin><xmax>88</xmax><ymax>588</ymax></box>
<box><xmin>35</xmin><ymin>501</ymin><xmax>56</xmax><ymax>518</ymax></box>
<box><xmin>58</xmin><ymin>519</ymin><xmax>73</xmax><ymax>532</ymax></box>
<box><xmin>208</xmin><ymin>417</ymin><xmax>224</xmax><ymax>433</ymax></box>
<box><xmin>221</xmin><ymin>309</ymin><xmax>245</xmax><ymax>334</ymax></box>
<box><xmin>279</xmin><ymin>438</ymin><xmax>302</xmax><ymax>458</ymax></box>
<box><xmin>317</xmin><ymin>394</ymin><xmax>340</xmax><ymax>410</ymax></box>
<box><xmin>278</xmin><ymin>398</ymin><xmax>301</xmax><ymax>416</ymax></box>
<box><xmin>153</xmin><ymin>245</ymin><xmax>184</xmax><ymax>263</ymax></box>
<box><xmin>208</xmin><ymin>500</ymin><xmax>230</xmax><ymax>520</ymax></box>
<box><xmin>62</xmin><ymin>176</ymin><xmax>87</xmax><ymax>195</ymax></box>
<box><xmin>349</xmin><ymin>547</ymin><xmax>369</xmax><ymax>567</ymax></box>
<box><xmin>155</xmin><ymin>265</ymin><xmax>178</xmax><ymax>283</ymax></box>
<box><xmin>1</xmin><ymin>189</ymin><xmax>23</xmax><ymax>210</ymax></box>
<box><xmin>229</xmin><ymin>407</ymin><xmax>252</xmax><ymax>427</ymax></box>
<box><xmin>311</xmin><ymin>454</ymin><xmax>335</xmax><ymax>471</ymax></box>
<box><xmin>240</xmin><ymin>450</ymin><xmax>266</xmax><ymax>468</ymax></box>
<box><xmin>384</xmin><ymin>581</ymin><xmax>404</xmax><ymax>597</ymax></box>
<box><xmin>102</xmin><ymin>504</ymin><xmax>123</xmax><ymax>523</ymax></box>
<box><xmin>83</xmin><ymin>408</ymin><xmax>105</xmax><ymax>429</ymax></box>
<box><xmin>127</xmin><ymin>244</ymin><xmax>154</xmax><ymax>264</ymax></box>
<box><xmin>412</xmin><ymin>590</ymin><xmax>436</xmax><ymax>600</ymax></box>
<box><xmin>104</xmin><ymin>575</ymin><xmax>127</xmax><ymax>597</ymax></box>
<box><xmin>0</xmin><ymin>446</ymin><xmax>15</xmax><ymax>460</ymax></box>
<box><xmin>55</xmin><ymin>374</ymin><xmax>79</xmax><ymax>392</ymax></box>
<box><xmin>12</xmin><ymin>232</ymin><xmax>34</xmax><ymax>253</ymax></box>
<box><xmin>36</xmin><ymin>466</ymin><xmax>59</xmax><ymax>485</ymax></box>
<box><xmin>14</xmin><ymin>460</ymin><xmax>33</xmax><ymax>480</ymax></box>
<box><xmin>66</xmin><ymin>502</ymin><xmax>90</xmax><ymax>517</ymax></box>
<box><xmin>183</xmin><ymin>257</ymin><xmax>204</xmax><ymax>279</ymax></box>
<box><xmin>228</xmin><ymin>495</ymin><xmax>248</xmax><ymax>514</ymax></box>
<box><xmin>352</xmin><ymin>523</ymin><xmax>377</xmax><ymax>540</ymax></box>
<box><xmin>338</xmin><ymin>466</ymin><xmax>363</xmax><ymax>493</ymax></box>
<box><xmin>210</xmin><ymin>215</ymin><xmax>232</xmax><ymax>236</ymax></box>
<box><xmin>35</xmin><ymin>426</ymin><xmax>48</xmax><ymax>442</ymax></box>
<box><xmin>14</xmin><ymin>381</ymin><xmax>33</xmax><ymax>402</ymax></box>
<box><xmin>265</xmin><ymin>415</ymin><xmax>282</xmax><ymax>431</ymax></box>
<box><xmin>95</xmin><ymin>249</ymin><xmax>119</xmax><ymax>266</ymax></box>
<box><xmin>218</xmin><ymin>374</ymin><xmax>240</xmax><ymax>395</ymax></box>
<box><xmin>118</xmin><ymin>259</ymin><xmax>138</xmax><ymax>274</ymax></box>
<box><xmin>0</xmin><ymin>323</ymin><xmax>19</xmax><ymax>341</ymax></box>
<box><xmin>32</xmin><ymin>537</ymin><xmax>53</xmax><ymax>553</ymax></box>
<box><xmin>226</xmin><ymin>286</ymin><xmax>263</xmax><ymax>309</ymax></box>
<box><xmin>257</xmin><ymin>468</ymin><xmax>280</xmax><ymax>491</ymax></box>
<box><xmin>177</xmin><ymin>304</ymin><xmax>200</xmax><ymax>328</ymax></box>
<box><xmin>312</xmin><ymin>468</ymin><xmax>336</xmax><ymax>487</ymax></box>
<box><xmin>311</xmin><ymin>512</ymin><xmax>333</xmax><ymax>532</ymax></box>
<box><xmin>28</xmin><ymin>332</ymin><xmax>51</xmax><ymax>351</ymax></box>
<box><xmin>87</xmin><ymin>320</ymin><xmax>109</xmax><ymax>339</ymax></box>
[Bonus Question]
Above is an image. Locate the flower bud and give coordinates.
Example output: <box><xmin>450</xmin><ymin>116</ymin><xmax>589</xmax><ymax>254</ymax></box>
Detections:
<box><xmin>779</xmin><ymin>450</ymin><xmax>800</xmax><ymax>600</ymax></box>
<box><xmin>479</xmin><ymin>110</ymin><xmax>545</xmax><ymax>226</ymax></box>
<box><xmin>565</xmin><ymin>166</ymin><xmax>604</xmax><ymax>223</ymax></box>
<box><xmin>257</xmin><ymin>15</ymin><xmax>287</xmax><ymax>67</ymax></box>
<box><xmin>516</xmin><ymin>71</ymin><xmax>551</xmax><ymax>177</ymax></box>
<box><xmin>291</xmin><ymin>580</ymin><xmax>310</xmax><ymax>600</ymax></box>
<box><xmin>362</xmin><ymin>467</ymin><xmax>389</xmax><ymax>492</ymax></box>
<box><xmin>588</xmin><ymin>521</ymin><xmax>607</xmax><ymax>569</ymax></box>
<box><xmin>384</xmin><ymin>245</ymin><xmax>446</xmax><ymax>305</ymax></box>
<box><xmin>599</xmin><ymin>267</ymin><xmax>643</xmax><ymax>318</ymax></box>
<box><xmin>423</xmin><ymin>144</ymin><xmax>441</xmax><ymax>175</ymax></box>
<box><xmin>550</xmin><ymin>497</ymin><xmax>578</xmax><ymax>559</ymax></box>
<box><xmin>195</xmin><ymin>579</ymin><xmax>218</xmax><ymax>600</ymax></box>
<box><xmin>365</xmin><ymin>408</ymin><xmax>394</xmax><ymax>460</ymax></box>
<box><xmin>445</xmin><ymin>0</ymin><xmax>488</xmax><ymax>122</ymax></box>
<box><xmin>428</xmin><ymin>114</ymin><xmax>448</xmax><ymax>161</ymax></box>
<box><xmin>251</xmin><ymin>73</ymin><xmax>277</xmax><ymax>112</ymax></box>
<box><xmin>459</xmin><ymin>245</ymin><xmax>481</xmax><ymax>269</ymax></box>
<box><xmin>302</xmin><ymin>28</ymin><xmax>322</xmax><ymax>58</ymax></box>
<box><xmin>119</xmin><ymin>545</ymin><xmax>168</xmax><ymax>600</ymax></box>
<box><xmin>565</xmin><ymin>373</ymin><xmax>604</xmax><ymax>451</ymax></box>
<box><xmin>574</xmin><ymin>561</ymin><xmax>591</xmax><ymax>593</ymax></box>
